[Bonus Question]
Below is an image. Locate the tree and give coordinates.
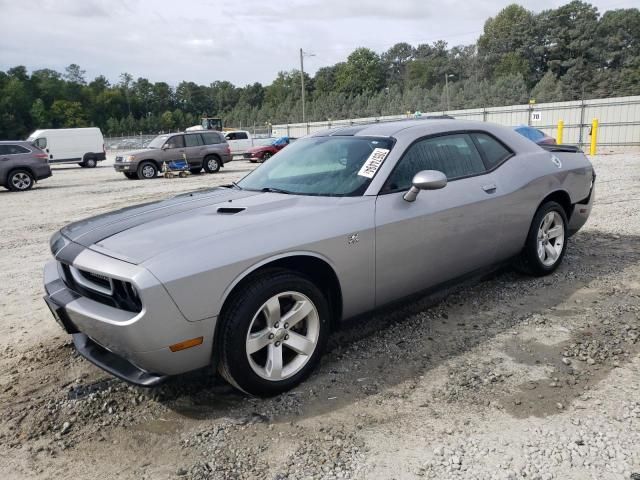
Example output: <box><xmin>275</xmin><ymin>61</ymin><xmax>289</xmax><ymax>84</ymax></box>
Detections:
<box><xmin>335</xmin><ymin>48</ymin><xmax>385</xmax><ymax>95</ymax></box>
<box><xmin>30</xmin><ymin>99</ymin><xmax>48</xmax><ymax>127</ymax></box>
<box><xmin>64</xmin><ymin>64</ymin><xmax>86</xmax><ymax>85</ymax></box>
<box><xmin>531</xmin><ymin>71</ymin><xmax>564</xmax><ymax>102</ymax></box>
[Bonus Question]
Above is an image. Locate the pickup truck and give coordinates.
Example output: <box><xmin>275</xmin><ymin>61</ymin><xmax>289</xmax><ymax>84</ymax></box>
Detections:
<box><xmin>223</xmin><ymin>130</ymin><xmax>255</xmax><ymax>156</ymax></box>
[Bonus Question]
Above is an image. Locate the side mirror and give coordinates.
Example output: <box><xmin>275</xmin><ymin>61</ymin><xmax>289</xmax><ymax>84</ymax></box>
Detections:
<box><xmin>162</xmin><ymin>144</ymin><xmax>169</xmax><ymax>150</ymax></box>
<box><xmin>403</xmin><ymin>170</ymin><xmax>447</xmax><ymax>202</ymax></box>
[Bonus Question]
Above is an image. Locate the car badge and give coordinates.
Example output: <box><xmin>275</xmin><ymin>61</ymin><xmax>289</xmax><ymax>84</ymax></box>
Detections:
<box><xmin>551</xmin><ymin>155</ymin><xmax>562</xmax><ymax>169</ymax></box>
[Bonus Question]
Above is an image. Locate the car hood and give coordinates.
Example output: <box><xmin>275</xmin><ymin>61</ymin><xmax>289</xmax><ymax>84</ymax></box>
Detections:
<box><xmin>60</xmin><ymin>188</ymin><xmax>348</xmax><ymax>264</ymax></box>
<box><xmin>119</xmin><ymin>148</ymin><xmax>157</xmax><ymax>157</ymax></box>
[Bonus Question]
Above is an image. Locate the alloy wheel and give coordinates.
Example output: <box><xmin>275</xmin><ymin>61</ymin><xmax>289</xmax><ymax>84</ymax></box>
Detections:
<box><xmin>537</xmin><ymin>211</ymin><xmax>565</xmax><ymax>267</ymax></box>
<box><xmin>11</xmin><ymin>172</ymin><xmax>32</xmax><ymax>190</ymax></box>
<box><xmin>245</xmin><ymin>291</ymin><xmax>320</xmax><ymax>381</ymax></box>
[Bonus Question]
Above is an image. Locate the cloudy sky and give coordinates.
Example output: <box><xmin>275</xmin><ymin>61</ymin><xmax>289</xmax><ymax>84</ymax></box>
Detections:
<box><xmin>0</xmin><ymin>0</ymin><xmax>636</xmax><ymax>87</ymax></box>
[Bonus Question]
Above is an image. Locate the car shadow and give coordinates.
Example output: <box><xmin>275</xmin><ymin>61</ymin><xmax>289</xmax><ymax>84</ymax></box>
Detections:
<box><xmin>145</xmin><ymin>229</ymin><xmax>640</xmax><ymax>423</ymax></box>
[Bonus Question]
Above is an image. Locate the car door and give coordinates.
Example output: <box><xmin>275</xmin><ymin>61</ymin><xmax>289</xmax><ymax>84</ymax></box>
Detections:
<box><xmin>184</xmin><ymin>134</ymin><xmax>205</xmax><ymax>167</ymax></box>
<box><xmin>161</xmin><ymin>135</ymin><xmax>186</xmax><ymax>163</ymax></box>
<box><xmin>374</xmin><ymin>133</ymin><xmax>504</xmax><ymax>307</ymax></box>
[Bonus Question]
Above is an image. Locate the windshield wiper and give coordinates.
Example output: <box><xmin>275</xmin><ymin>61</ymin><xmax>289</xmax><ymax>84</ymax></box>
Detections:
<box><xmin>261</xmin><ymin>187</ymin><xmax>293</xmax><ymax>194</ymax></box>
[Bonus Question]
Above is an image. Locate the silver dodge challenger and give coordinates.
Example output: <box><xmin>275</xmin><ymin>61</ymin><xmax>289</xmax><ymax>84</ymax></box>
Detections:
<box><xmin>43</xmin><ymin>119</ymin><xmax>595</xmax><ymax>395</ymax></box>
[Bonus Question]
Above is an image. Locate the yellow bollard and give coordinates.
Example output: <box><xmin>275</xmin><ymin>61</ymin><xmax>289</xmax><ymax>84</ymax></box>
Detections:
<box><xmin>589</xmin><ymin>118</ymin><xmax>598</xmax><ymax>156</ymax></box>
<box><xmin>557</xmin><ymin>120</ymin><xmax>564</xmax><ymax>145</ymax></box>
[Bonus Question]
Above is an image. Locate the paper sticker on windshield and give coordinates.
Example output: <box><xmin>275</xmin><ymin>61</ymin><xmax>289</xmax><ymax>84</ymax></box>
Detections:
<box><xmin>358</xmin><ymin>148</ymin><xmax>390</xmax><ymax>178</ymax></box>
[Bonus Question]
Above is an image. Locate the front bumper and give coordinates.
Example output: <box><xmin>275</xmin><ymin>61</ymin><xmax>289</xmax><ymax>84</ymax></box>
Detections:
<box><xmin>114</xmin><ymin>162</ymin><xmax>136</xmax><ymax>172</ymax></box>
<box><xmin>43</xmin><ymin>245</ymin><xmax>217</xmax><ymax>385</ymax></box>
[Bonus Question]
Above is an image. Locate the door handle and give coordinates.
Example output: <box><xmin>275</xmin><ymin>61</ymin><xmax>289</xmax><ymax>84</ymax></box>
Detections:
<box><xmin>482</xmin><ymin>184</ymin><xmax>497</xmax><ymax>193</ymax></box>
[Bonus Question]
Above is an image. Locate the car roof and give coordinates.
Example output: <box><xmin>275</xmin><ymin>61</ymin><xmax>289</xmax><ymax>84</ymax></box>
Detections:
<box><xmin>310</xmin><ymin>118</ymin><xmax>507</xmax><ymax>138</ymax></box>
<box><xmin>0</xmin><ymin>140</ymin><xmax>30</xmax><ymax>144</ymax></box>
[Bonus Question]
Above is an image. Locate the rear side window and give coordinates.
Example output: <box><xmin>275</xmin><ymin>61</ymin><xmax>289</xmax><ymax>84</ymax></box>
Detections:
<box><xmin>472</xmin><ymin>133</ymin><xmax>513</xmax><ymax>170</ymax></box>
<box><xmin>0</xmin><ymin>144</ymin><xmax>30</xmax><ymax>155</ymax></box>
<box><xmin>185</xmin><ymin>134</ymin><xmax>203</xmax><ymax>147</ymax></box>
<box><xmin>235</xmin><ymin>131</ymin><xmax>248</xmax><ymax>140</ymax></box>
<box><xmin>384</xmin><ymin>133</ymin><xmax>486</xmax><ymax>192</ymax></box>
<box><xmin>201</xmin><ymin>132</ymin><xmax>221</xmax><ymax>145</ymax></box>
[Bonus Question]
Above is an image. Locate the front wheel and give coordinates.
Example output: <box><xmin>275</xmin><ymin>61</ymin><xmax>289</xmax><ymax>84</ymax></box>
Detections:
<box><xmin>218</xmin><ymin>270</ymin><xmax>330</xmax><ymax>396</ymax></box>
<box><xmin>517</xmin><ymin>201</ymin><xmax>568</xmax><ymax>276</ymax></box>
<box><xmin>137</xmin><ymin>162</ymin><xmax>157</xmax><ymax>179</ymax></box>
<box><xmin>259</xmin><ymin>152</ymin><xmax>272</xmax><ymax>163</ymax></box>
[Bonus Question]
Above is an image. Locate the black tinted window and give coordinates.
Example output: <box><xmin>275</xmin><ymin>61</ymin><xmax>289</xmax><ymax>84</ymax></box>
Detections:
<box><xmin>384</xmin><ymin>133</ymin><xmax>485</xmax><ymax>191</ymax></box>
<box><xmin>201</xmin><ymin>133</ymin><xmax>221</xmax><ymax>145</ymax></box>
<box><xmin>0</xmin><ymin>144</ymin><xmax>30</xmax><ymax>155</ymax></box>
<box><xmin>235</xmin><ymin>132</ymin><xmax>248</xmax><ymax>140</ymax></box>
<box><xmin>185</xmin><ymin>134</ymin><xmax>202</xmax><ymax>147</ymax></box>
<box><xmin>472</xmin><ymin>133</ymin><xmax>512</xmax><ymax>170</ymax></box>
<box><xmin>165</xmin><ymin>135</ymin><xmax>185</xmax><ymax>149</ymax></box>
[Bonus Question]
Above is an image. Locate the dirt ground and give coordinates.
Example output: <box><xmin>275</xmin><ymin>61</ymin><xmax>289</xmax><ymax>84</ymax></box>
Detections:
<box><xmin>0</xmin><ymin>152</ymin><xmax>638</xmax><ymax>480</ymax></box>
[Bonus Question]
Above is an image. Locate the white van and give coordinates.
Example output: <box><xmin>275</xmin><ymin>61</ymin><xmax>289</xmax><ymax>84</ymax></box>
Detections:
<box><xmin>26</xmin><ymin>128</ymin><xmax>105</xmax><ymax>168</ymax></box>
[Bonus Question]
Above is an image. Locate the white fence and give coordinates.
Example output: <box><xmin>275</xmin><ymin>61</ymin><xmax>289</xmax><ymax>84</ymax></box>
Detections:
<box><xmin>272</xmin><ymin>95</ymin><xmax>640</xmax><ymax>148</ymax></box>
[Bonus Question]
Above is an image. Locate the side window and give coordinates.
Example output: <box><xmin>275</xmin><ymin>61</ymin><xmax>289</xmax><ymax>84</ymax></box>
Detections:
<box><xmin>472</xmin><ymin>133</ymin><xmax>513</xmax><ymax>170</ymax></box>
<box><xmin>383</xmin><ymin>133</ymin><xmax>485</xmax><ymax>192</ymax></box>
<box><xmin>236</xmin><ymin>132</ymin><xmax>248</xmax><ymax>140</ymax></box>
<box><xmin>3</xmin><ymin>144</ymin><xmax>30</xmax><ymax>154</ymax></box>
<box><xmin>225</xmin><ymin>133</ymin><xmax>235</xmax><ymax>141</ymax></box>
<box><xmin>0</xmin><ymin>145</ymin><xmax>8</xmax><ymax>155</ymax></box>
<box><xmin>201</xmin><ymin>133</ymin><xmax>220</xmax><ymax>145</ymax></box>
<box><xmin>35</xmin><ymin>138</ymin><xmax>47</xmax><ymax>149</ymax></box>
<box><xmin>185</xmin><ymin>134</ymin><xmax>202</xmax><ymax>147</ymax></box>
<box><xmin>165</xmin><ymin>135</ymin><xmax>185</xmax><ymax>149</ymax></box>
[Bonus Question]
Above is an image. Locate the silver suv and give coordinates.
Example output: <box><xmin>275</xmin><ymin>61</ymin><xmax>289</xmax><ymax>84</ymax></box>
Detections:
<box><xmin>114</xmin><ymin>131</ymin><xmax>232</xmax><ymax>179</ymax></box>
<box><xmin>0</xmin><ymin>141</ymin><xmax>52</xmax><ymax>192</ymax></box>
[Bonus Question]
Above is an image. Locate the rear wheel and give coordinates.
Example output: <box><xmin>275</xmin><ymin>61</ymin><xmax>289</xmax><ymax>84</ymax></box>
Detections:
<box><xmin>218</xmin><ymin>270</ymin><xmax>330</xmax><ymax>396</ymax></box>
<box><xmin>7</xmin><ymin>169</ymin><xmax>34</xmax><ymax>192</ymax></box>
<box><xmin>137</xmin><ymin>162</ymin><xmax>157</xmax><ymax>179</ymax></box>
<box><xmin>83</xmin><ymin>158</ymin><xmax>97</xmax><ymax>168</ymax></box>
<box><xmin>203</xmin><ymin>156</ymin><xmax>220</xmax><ymax>173</ymax></box>
<box><xmin>517</xmin><ymin>201</ymin><xmax>568</xmax><ymax>276</ymax></box>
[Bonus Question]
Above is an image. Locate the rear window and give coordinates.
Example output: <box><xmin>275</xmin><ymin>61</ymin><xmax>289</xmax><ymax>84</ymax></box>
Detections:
<box><xmin>0</xmin><ymin>144</ymin><xmax>30</xmax><ymax>155</ymax></box>
<box><xmin>201</xmin><ymin>132</ymin><xmax>222</xmax><ymax>145</ymax></box>
<box><xmin>185</xmin><ymin>134</ymin><xmax>203</xmax><ymax>147</ymax></box>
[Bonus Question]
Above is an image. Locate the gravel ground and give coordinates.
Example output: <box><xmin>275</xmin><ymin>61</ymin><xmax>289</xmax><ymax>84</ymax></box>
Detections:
<box><xmin>0</xmin><ymin>152</ymin><xmax>638</xmax><ymax>480</ymax></box>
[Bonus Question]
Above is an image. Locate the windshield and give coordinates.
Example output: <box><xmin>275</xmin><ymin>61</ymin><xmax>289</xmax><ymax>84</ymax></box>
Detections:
<box><xmin>238</xmin><ymin>136</ymin><xmax>394</xmax><ymax>196</ymax></box>
<box><xmin>147</xmin><ymin>134</ymin><xmax>170</xmax><ymax>149</ymax></box>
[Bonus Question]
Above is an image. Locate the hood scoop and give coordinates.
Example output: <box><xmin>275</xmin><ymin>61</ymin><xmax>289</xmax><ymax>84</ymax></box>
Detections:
<box><xmin>217</xmin><ymin>206</ymin><xmax>246</xmax><ymax>215</ymax></box>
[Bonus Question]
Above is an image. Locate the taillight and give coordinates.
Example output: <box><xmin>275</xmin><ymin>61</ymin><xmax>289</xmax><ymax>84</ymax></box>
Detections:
<box><xmin>34</xmin><ymin>153</ymin><xmax>48</xmax><ymax>160</ymax></box>
<box><xmin>225</xmin><ymin>146</ymin><xmax>231</xmax><ymax>154</ymax></box>
<box><xmin>103</xmin><ymin>143</ymin><xmax>105</xmax><ymax>152</ymax></box>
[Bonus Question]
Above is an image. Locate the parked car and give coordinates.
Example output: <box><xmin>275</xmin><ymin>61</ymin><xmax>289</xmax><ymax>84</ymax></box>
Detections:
<box><xmin>224</xmin><ymin>130</ymin><xmax>254</xmax><ymax>156</ymax></box>
<box><xmin>244</xmin><ymin>136</ymin><xmax>290</xmax><ymax>162</ymax></box>
<box><xmin>514</xmin><ymin>126</ymin><xmax>557</xmax><ymax>145</ymax></box>
<box><xmin>26</xmin><ymin>127</ymin><xmax>106</xmax><ymax>168</ymax></box>
<box><xmin>0</xmin><ymin>141</ymin><xmax>52</xmax><ymax>192</ymax></box>
<box><xmin>44</xmin><ymin>119</ymin><xmax>594</xmax><ymax>395</ymax></box>
<box><xmin>113</xmin><ymin>131</ymin><xmax>232</xmax><ymax>179</ymax></box>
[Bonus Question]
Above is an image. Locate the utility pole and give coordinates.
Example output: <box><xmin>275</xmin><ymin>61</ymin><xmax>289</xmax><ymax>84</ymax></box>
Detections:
<box><xmin>300</xmin><ymin>48</ymin><xmax>315</xmax><ymax>123</ymax></box>
<box><xmin>444</xmin><ymin>73</ymin><xmax>454</xmax><ymax>112</ymax></box>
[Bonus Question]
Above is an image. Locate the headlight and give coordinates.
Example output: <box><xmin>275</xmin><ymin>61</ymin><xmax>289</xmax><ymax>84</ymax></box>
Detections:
<box><xmin>126</xmin><ymin>155</ymin><xmax>136</xmax><ymax>162</ymax></box>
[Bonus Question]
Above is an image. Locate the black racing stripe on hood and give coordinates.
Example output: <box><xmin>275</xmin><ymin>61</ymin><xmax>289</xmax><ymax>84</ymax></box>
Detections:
<box><xmin>56</xmin><ymin>240</ymin><xmax>86</xmax><ymax>264</ymax></box>
<box><xmin>62</xmin><ymin>188</ymin><xmax>258</xmax><ymax>247</ymax></box>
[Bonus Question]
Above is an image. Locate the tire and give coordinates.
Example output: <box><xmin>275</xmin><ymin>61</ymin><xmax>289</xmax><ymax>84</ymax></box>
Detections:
<box><xmin>517</xmin><ymin>201</ymin><xmax>568</xmax><ymax>276</ymax></box>
<box><xmin>137</xmin><ymin>162</ymin><xmax>157</xmax><ymax>179</ymax></box>
<box><xmin>190</xmin><ymin>167</ymin><xmax>202</xmax><ymax>174</ymax></box>
<box><xmin>7</xmin><ymin>169</ymin><xmax>34</xmax><ymax>192</ymax></box>
<box><xmin>123</xmin><ymin>172</ymin><xmax>137</xmax><ymax>179</ymax></box>
<box><xmin>260</xmin><ymin>152</ymin><xmax>272</xmax><ymax>163</ymax></box>
<box><xmin>218</xmin><ymin>269</ymin><xmax>330</xmax><ymax>396</ymax></box>
<box><xmin>203</xmin><ymin>155</ymin><xmax>221</xmax><ymax>173</ymax></box>
<box><xmin>84</xmin><ymin>158</ymin><xmax>97</xmax><ymax>168</ymax></box>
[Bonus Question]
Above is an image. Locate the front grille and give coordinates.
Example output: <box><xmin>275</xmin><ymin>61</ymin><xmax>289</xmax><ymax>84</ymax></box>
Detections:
<box><xmin>59</xmin><ymin>262</ymin><xmax>142</xmax><ymax>313</ymax></box>
<box><xmin>243</xmin><ymin>153</ymin><xmax>252</xmax><ymax>159</ymax></box>
<box><xmin>79</xmin><ymin>269</ymin><xmax>111</xmax><ymax>290</ymax></box>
